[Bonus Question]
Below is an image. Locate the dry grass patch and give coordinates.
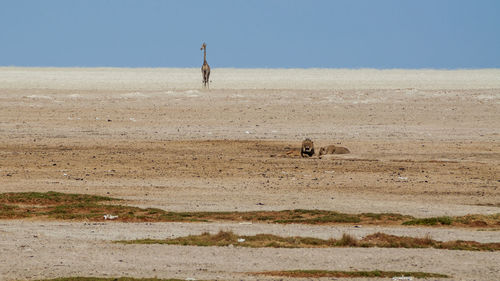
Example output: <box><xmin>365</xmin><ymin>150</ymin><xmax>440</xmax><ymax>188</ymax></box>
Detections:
<box><xmin>36</xmin><ymin>277</ymin><xmax>192</xmax><ymax>281</ymax></box>
<box><xmin>361</xmin><ymin>232</ymin><xmax>500</xmax><ymax>251</ymax></box>
<box><xmin>0</xmin><ymin>191</ymin><xmax>114</xmax><ymax>205</ymax></box>
<box><xmin>403</xmin><ymin>214</ymin><xmax>500</xmax><ymax>227</ymax></box>
<box><xmin>475</xmin><ymin>203</ymin><xmax>500</xmax><ymax>208</ymax></box>
<box><xmin>0</xmin><ymin>191</ymin><xmax>199</xmax><ymax>222</ymax></box>
<box><xmin>1</xmin><ymin>192</ymin><xmax>499</xmax><ymax>228</ymax></box>
<box><xmin>118</xmin><ymin>231</ymin><xmax>330</xmax><ymax>248</ymax></box>
<box><xmin>255</xmin><ymin>270</ymin><xmax>449</xmax><ymax>278</ymax></box>
<box><xmin>116</xmin><ymin>231</ymin><xmax>500</xmax><ymax>251</ymax></box>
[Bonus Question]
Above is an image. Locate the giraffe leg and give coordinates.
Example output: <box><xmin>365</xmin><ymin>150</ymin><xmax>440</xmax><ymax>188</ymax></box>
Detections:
<box><xmin>204</xmin><ymin>70</ymin><xmax>210</xmax><ymax>88</ymax></box>
<box><xmin>207</xmin><ymin>71</ymin><xmax>210</xmax><ymax>90</ymax></box>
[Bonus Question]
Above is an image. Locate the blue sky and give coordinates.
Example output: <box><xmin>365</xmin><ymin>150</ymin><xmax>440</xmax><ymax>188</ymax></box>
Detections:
<box><xmin>1</xmin><ymin>0</ymin><xmax>499</xmax><ymax>68</ymax></box>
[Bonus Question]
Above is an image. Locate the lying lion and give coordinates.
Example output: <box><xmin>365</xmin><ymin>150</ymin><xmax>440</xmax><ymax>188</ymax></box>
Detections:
<box><xmin>318</xmin><ymin>145</ymin><xmax>350</xmax><ymax>157</ymax></box>
<box><xmin>301</xmin><ymin>138</ymin><xmax>315</xmax><ymax>157</ymax></box>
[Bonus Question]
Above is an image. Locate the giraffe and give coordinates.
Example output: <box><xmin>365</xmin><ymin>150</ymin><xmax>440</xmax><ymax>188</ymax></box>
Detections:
<box><xmin>200</xmin><ymin>43</ymin><xmax>211</xmax><ymax>89</ymax></box>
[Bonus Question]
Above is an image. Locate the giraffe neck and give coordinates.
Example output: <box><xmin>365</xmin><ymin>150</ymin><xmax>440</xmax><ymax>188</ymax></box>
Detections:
<box><xmin>203</xmin><ymin>47</ymin><xmax>207</xmax><ymax>63</ymax></box>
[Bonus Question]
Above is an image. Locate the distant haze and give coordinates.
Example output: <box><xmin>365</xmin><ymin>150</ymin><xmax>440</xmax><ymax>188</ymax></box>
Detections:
<box><xmin>1</xmin><ymin>0</ymin><xmax>499</xmax><ymax>68</ymax></box>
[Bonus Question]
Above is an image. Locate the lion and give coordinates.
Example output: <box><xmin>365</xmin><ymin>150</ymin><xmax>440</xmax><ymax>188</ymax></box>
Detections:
<box><xmin>301</xmin><ymin>138</ymin><xmax>315</xmax><ymax>157</ymax></box>
<box><xmin>318</xmin><ymin>145</ymin><xmax>350</xmax><ymax>157</ymax></box>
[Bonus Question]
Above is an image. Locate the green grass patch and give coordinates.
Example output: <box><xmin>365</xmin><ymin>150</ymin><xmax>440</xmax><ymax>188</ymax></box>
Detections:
<box><xmin>0</xmin><ymin>191</ymin><xmax>114</xmax><ymax>205</ymax></box>
<box><xmin>116</xmin><ymin>231</ymin><xmax>500</xmax><ymax>251</ymax></box>
<box><xmin>403</xmin><ymin>216</ymin><xmax>453</xmax><ymax>226</ymax></box>
<box><xmin>255</xmin><ymin>270</ymin><xmax>449</xmax><ymax>278</ymax></box>
<box><xmin>402</xmin><ymin>214</ymin><xmax>500</xmax><ymax>227</ymax></box>
<box><xmin>0</xmin><ymin>203</ymin><xmax>18</xmax><ymax>211</ymax></box>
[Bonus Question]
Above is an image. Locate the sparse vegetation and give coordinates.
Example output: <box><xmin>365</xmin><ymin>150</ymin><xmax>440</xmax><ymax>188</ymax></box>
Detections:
<box><xmin>255</xmin><ymin>270</ymin><xmax>449</xmax><ymax>278</ymax></box>
<box><xmin>477</xmin><ymin>228</ymin><xmax>500</xmax><ymax>231</ymax></box>
<box><xmin>403</xmin><ymin>216</ymin><xmax>453</xmax><ymax>226</ymax></box>
<box><xmin>0</xmin><ymin>191</ymin><xmax>208</xmax><ymax>222</ymax></box>
<box><xmin>116</xmin><ymin>230</ymin><xmax>500</xmax><ymax>251</ymax></box>
<box><xmin>337</xmin><ymin>233</ymin><xmax>359</xmax><ymax>246</ymax></box>
<box><xmin>1</xmin><ymin>192</ymin><xmax>499</xmax><ymax>228</ymax></box>
<box><xmin>32</xmin><ymin>277</ymin><xmax>194</xmax><ymax>281</ymax></box>
<box><xmin>475</xmin><ymin>203</ymin><xmax>500</xmax><ymax>208</ymax></box>
<box><xmin>403</xmin><ymin>214</ymin><xmax>500</xmax><ymax>227</ymax></box>
<box><xmin>0</xmin><ymin>191</ymin><xmax>114</xmax><ymax>205</ymax></box>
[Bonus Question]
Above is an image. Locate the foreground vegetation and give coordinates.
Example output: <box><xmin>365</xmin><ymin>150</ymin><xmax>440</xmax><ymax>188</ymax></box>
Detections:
<box><xmin>116</xmin><ymin>230</ymin><xmax>500</xmax><ymax>251</ymax></box>
<box><xmin>33</xmin><ymin>278</ymin><xmax>189</xmax><ymax>281</ymax></box>
<box><xmin>2</xmin><ymin>192</ymin><xmax>499</xmax><ymax>227</ymax></box>
<box><xmin>255</xmin><ymin>270</ymin><xmax>449</xmax><ymax>278</ymax></box>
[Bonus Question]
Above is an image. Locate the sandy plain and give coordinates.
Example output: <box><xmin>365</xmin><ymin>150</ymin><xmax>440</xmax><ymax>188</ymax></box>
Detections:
<box><xmin>0</xmin><ymin>67</ymin><xmax>499</xmax><ymax>280</ymax></box>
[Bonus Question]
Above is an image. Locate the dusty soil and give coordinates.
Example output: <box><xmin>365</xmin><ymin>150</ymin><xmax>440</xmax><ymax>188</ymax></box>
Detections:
<box><xmin>0</xmin><ymin>68</ymin><xmax>499</xmax><ymax>280</ymax></box>
<box><xmin>1</xmin><ymin>221</ymin><xmax>500</xmax><ymax>281</ymax></box>
<box><xmin>1</xmin><ymin>139</ymin><xmax>499</xmax><ymax>217</ymax></box>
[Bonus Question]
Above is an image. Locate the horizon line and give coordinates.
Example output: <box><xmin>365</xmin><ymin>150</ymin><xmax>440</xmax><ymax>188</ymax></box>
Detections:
<box><xmin>1</xmin><ymin>66</ymin><xmax>500</xmax><ymax>71</ymax></box>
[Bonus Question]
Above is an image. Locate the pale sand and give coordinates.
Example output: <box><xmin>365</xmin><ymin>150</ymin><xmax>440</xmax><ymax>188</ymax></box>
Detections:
<box><xmin>0</xmin><ymin>68</ymin><xmax>499</xmax><ymax>280</ymax></box>
<box><xmin>1</xmin><ymin>67</ymin><xmax>500</xmax><ymax>90</ymax></box>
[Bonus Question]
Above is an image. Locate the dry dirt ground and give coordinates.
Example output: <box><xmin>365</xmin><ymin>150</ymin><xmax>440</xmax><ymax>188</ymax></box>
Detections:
<box><xmin>0</xmin><ymin>68</ymin><xmax>500</xmax><ymax>280</ymax></box>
